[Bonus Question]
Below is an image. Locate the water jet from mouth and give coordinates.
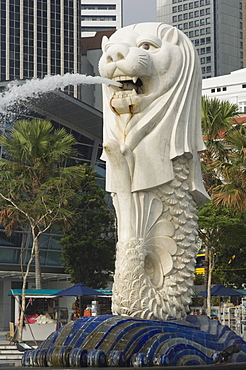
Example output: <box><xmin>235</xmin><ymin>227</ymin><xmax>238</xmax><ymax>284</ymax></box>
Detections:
<box><xmin>0</xmin><ymin>73</ymin><xmax>122</xmax><ymax>113</ymax></box>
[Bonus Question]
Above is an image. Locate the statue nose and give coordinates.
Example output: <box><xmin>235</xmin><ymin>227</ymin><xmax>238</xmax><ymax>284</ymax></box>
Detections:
<box><xmin>105</xmin><ymin>44</ymin><xmax>129</xmax><ymax>63</ymax></box>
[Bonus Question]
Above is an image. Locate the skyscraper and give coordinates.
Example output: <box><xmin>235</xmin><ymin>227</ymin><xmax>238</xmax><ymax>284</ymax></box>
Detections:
<box><xmin>0</xmin><ymin>0</ymin><xmax>80</xmax><ymax>95</ymax></box>
<box><xmin>157</xmin><ymin>0</ymin><xmax>243</xmax><ymax>78</ymax></box>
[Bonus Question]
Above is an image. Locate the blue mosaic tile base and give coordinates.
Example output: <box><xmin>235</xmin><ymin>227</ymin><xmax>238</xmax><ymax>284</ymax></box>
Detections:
<box><xmin>21</xmin><ymin>314</ymin><xmax>246</xmax><ymax>367</ymax></box>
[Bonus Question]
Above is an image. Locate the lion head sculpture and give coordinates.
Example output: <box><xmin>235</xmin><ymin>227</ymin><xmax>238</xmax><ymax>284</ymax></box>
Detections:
<box><xmin>99</xmin><ymin>22</ymin><xmax>209</xmax><ymax>206</ymax></box>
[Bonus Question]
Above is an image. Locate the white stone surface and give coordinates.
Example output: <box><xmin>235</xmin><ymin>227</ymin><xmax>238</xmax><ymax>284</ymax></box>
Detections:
<box><xmin>99</xmin><ymin>22</ymin><xmax>210</xmax><ymax>321</ymax></box>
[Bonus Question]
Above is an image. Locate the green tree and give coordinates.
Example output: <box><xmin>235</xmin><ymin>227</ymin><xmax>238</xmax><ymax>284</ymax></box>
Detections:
<box><xmin>201</xmin><ymin>96</ymin><xmax>240</xmax><ymax>191</ymax></box>
<box><xmin>61</xmin><ymin>165</ymin><xmax>116</xmax><ymax>288</ymax></box>
<box><xmin>211</xmin><ymin>123</ymin><xmax>246</xmax><ymax>212</ymax></box>
<box><xmin>197</xmin><ymin>202</ymin><xmax>246</xmax><ymax>312</ymax></box>
<box><xmin>200</xmin><ymin>97</ymin><xmax>240</xmax><ymax>312</ymax></box>
<box><xmin>0</xmin><ymin>119</ymin><xmax>85</xmax><ymax>339</ymax></box>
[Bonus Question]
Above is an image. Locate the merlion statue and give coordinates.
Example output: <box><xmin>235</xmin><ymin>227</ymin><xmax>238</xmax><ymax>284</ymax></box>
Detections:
<box><xmin>99</xmin><ymin>22</ymin><xmax>210</xmax><ymax>321</ymax></box>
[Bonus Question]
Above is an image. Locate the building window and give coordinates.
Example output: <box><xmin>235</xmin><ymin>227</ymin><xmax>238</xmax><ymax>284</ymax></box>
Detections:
<box><xmin>173</xmin><ymin>15</ymin><xmax>177</xmax><ymax>22</ymax></box>
<box><xmin>217</xmin><ymin>87</ymin><xmax>221</xmax><ymax>92</ymax></box>
<box><xmin>202</xmin><ymin>67</ymin><xmax>206</xmax><ymax>74</ymax></box>
<box><xmin>189</xmin><ymin>12</ymin><xmax>193</xmax><ymax>18</ymax></box>
<box><xmin>178</xmin><ymin>14</ymin><xmax>182</xmax><ymax>20</ymax></box>
<box><xmin>206</xmin><ymin>46</ymin><xmax>211</xmax><ymax>52</ymax></box>
<box><xmin>194</xmin><ymin>10</ymin><xmax>199</xmax><ymax>17</ymax></box>
<box><xmin>206</xmin><ymin>27</ymin><xmax>210</xmax><ymax>33</ymax></box>
<box><xmin>195</xmin><ymin>20</ymin><xmax>199</xmax><ymax>26</ymax></box>
<box><xmin>189</xmin><ymin>30</ymin><xmax>194</xmax><ymax>37</ymax></box>
<box><xmin>178</xmin><ymin>24</ymin><xmax>183</xmax><ymax>29</ymax></box>
<box><xmin>206</xmin><ymin>7</ymin><xmax>210</xmax><ymax>14</ymax></box>
<box><xmin>200</xmin><ymin>28</ymin><xmax>205</xmax><ymax>34</ymax></box>
<box><xmin>206</xmin><ymin>56</ymin><xmax>211</xmax><ymax>62</ymax></box>
<box><xmin>189</xmin><ymin>21</ymin><xmax>194</xmax><ymax>27</ymax></box>
<box><xmin>189</xmin><ymin>2</ymin><xmax>193</xmax><ymax>9</ymax></box>
<box><xmin>200</xmin><ymin>0</ymin><xmax>205</xmax><ymax>5</ymax></box>
<box><xmin>239</xmin><ymin>101</ymin><xmax>246</xmax><ymax>112</ymax></box>
<box><xmin>200</xmin><ymin>38</ymin><xmax>205</xmax><ymax>44</ymax></box>
<box><xmin>200</xmin><ymin>9</ymin><xmax>205</xmax><ymax>15</ymax></box>
<box><xmin>183</xmin><ymin>3</ymin><xmax>188</xmax><ymax>10</ymax></box>
<box><xmin>205</xmin><ymin>0</ymin><xmax>210</xmax><ymax>4</ymax></box>
<box><xmin>178</xmin><ymin>5</ymin><xmax>182</xmax><ymax>11</ymax></box>
<box><xmin>201</xmin><ymin>57</ymin><xmax>205</xmax><ymax>64</ymax></box>
<box><xmin>206</xmin><ymin>17</ymin><xmax>210</xmax><ymax>24</ymax></box>
<box><xmin>184</xmin><ymin>22</ymin><xmax>188</xmax><ymax>29</ymax></box>
<box><xmin>184</xmin><ymin>13</ymin><xmax>188</xmax><ymax>19</ymax></box>
<box><xmin>194</xmin><ymin>1</ymin><xmax>199</xmax><ymax>7</ymax></box>
<box><xmin>195</xmin><ymin>39</ymin><xmax>199</xmax><ymax>46</ymax></box>
<box><xmin>222</xmin><ymin>87</ymin><xmax>227</xmax><ymax>91</ymax></box>
<box><xmin>173</xmin><ymin>6</ymin><xmax>177</xmax><ymax>12</ymax></box>
<box><xmin>211</xmin><ymin>88</ymin><xmax>215</xmax><ymax>93</ymax></box>
<box><xmin>200</xmin><ymin>47</ymin><xmax>205</xmax><ymax>54</ymax></box>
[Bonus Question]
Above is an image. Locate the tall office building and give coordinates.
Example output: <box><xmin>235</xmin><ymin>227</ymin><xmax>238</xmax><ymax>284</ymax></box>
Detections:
<box><xmin>0</xmin><ymin>0</ymin><xmax>80</xmax><ymax>95</ymax></box>
<box><xmin>81</xmin><ymin>0</ymin><xmax>122</xmax><ymax>37</ymax></box>
<box><xmin>157</xmin><ymin>0</ymin><xmax>243</xmax><ymax>78</ymax></box>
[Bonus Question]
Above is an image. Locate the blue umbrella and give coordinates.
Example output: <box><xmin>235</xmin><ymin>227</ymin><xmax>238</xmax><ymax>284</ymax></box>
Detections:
<box><xmin>54</xmin><ymin>283</ymin><xmax>102</xmax><ymax>296</ymax></box>
<box><xmin>195</xmin><ymin>284</ymin><xmax>244</xmax><ymax>297</ymax></box>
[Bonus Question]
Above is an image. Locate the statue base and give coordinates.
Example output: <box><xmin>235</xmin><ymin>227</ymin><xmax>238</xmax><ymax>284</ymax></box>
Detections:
<box><xmin>21</xmin><ymin>314</ymin><xmax>246</xmax><ymax>367</ymax></box>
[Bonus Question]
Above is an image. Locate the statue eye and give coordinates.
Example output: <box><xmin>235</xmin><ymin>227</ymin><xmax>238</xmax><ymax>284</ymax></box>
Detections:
<box><xmin>141</xmin><ymin>43</ymin><xmax>150</xmax><ymax>50</ymax></box>
<box><xmin>138</xmin><ymin>42</ymin><xmax>158</xmax><ymax>51</ymax></box>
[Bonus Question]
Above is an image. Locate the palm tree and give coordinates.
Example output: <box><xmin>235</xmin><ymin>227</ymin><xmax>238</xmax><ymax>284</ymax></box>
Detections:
<box><xmin>211</xmin><ymin>123</ymin><xmax>246</xmax><ymax>213</ymax></box>
<box><xmin>201</xmin><ymin>96</ymin><xmax>240</xmax><ymax>192</ymax></box>
<box><xmin>0</xmin><ymin>119</ymin><xmax>85</xmax><ymax>340</ymax></box>
<box><xmin>200</xmin><ymin>97</ymin><xmax>240</xmax><ymax>314</ymax></box>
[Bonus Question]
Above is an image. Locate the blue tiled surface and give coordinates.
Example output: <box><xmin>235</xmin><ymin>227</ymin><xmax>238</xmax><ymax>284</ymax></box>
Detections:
<box><xmin>22</xmin><ymin>314</ymin><xmax>246</xmax><ymax>367</ymax></box>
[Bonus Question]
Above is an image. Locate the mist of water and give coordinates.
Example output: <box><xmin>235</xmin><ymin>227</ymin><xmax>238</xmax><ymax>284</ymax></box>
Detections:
<box><xmin>0</xmin><ymin>73</ymin><xmax>121</xmax><ymax>113</ymax></box>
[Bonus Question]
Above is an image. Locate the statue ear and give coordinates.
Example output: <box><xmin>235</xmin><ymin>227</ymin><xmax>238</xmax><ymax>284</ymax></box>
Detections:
<box><xmin>163</xmin><ymin>27</ymin><xmax>179</xmax><ymax>45</ymax></box>
<box><xmin>101</xmin><ymin>36</ymin><xmax>109</xmax><ymax>52</ymax></box>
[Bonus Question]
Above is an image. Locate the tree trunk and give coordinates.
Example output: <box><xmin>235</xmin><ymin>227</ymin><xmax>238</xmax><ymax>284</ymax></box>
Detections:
<box><xmin>206</xmin><ymin>248</ymin><xmax>212</xmax><ymax>317</ymax></box>
<box><xmin>204</xmin><ymin>244</ymin><xmax>209</xmax><ymax>308</ymax></box>
<box><xmin>17</xmin><ymin>237</ymin><xmax>36</xmax><ymax>342</ymax></box>
<box><xmin>34</xmin><ymin>236</ymin><xmax>42</xmax><ymax>289</ymax></box>
<box><xmin>17</xmin><ymin>279</ymin><xmax>27</xmax><ymax>342</ymax></box>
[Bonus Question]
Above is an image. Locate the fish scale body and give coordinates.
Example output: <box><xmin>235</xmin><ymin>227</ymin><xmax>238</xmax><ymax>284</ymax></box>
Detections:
<box><xmin>112</xmin><ymin>156</ymin><xmax>199</xmax><ymax>321</ymax></box>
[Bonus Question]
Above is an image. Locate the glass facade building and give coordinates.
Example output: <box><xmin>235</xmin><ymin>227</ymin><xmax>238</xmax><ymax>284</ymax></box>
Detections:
<box><xmin>0</xmin><ymin>0</ymin><xmax>80</xmax><ymax>96</ymax></box>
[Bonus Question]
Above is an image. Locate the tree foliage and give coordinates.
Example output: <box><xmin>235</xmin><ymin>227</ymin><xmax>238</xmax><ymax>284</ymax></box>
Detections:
<box><xmin>211</xmin><ymin>124</ymin><xmax>246</xmax><ymax>212</ymax></box>
<box><xmin>61</xmin><ymin>165</ymin><xmax>116</xmax><ymax>288</ymax></box>
<box><xmin>0</xmin><ymin>118</ymin><xmax>87</xmax><ymax>340</ymax></box>
<box><xmin>0</xmin><ymin>119</ymin><xmax>86</xmax><ymax>289</ymax></box>
<box><xmin>199</xmin><ymin>97</ymin><xmax>246</xmax><ymax>294</ymax></box>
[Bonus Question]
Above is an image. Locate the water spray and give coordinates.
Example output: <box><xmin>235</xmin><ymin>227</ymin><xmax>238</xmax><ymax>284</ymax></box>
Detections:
<box><xmin>0</xmin><ymin>73</ymin><xmax>123</xmax><ymax>113</ymax></box>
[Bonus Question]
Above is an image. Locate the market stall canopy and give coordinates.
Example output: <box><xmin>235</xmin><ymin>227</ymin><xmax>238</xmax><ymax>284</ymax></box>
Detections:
<box><xmin>54</xmin><ymin>283</ymin><xmax>103</xmax><ymax>296</ymax></box>
<box><xmin>195</xmin><ymin>284</ymin><xmax>246</xmax><ymax>297</ymax></box>
<box><xmin>8</xmin><ymin>289</ymin><xmax>61</xmax><ymax>298</ymax></box>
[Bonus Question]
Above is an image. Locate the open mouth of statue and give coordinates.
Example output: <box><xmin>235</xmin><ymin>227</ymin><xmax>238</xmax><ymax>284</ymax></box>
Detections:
<box><xmin>112</xmin><ymin>76</ymin><xmax>144</xmax><ymax>97</ymax></box>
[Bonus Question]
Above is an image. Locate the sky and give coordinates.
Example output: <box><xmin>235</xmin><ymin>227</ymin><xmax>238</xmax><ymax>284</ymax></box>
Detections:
<box><xmin>122</xmin><ymin>0</ymin><xmax>157</xmax><ymax>27</ymax></box>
